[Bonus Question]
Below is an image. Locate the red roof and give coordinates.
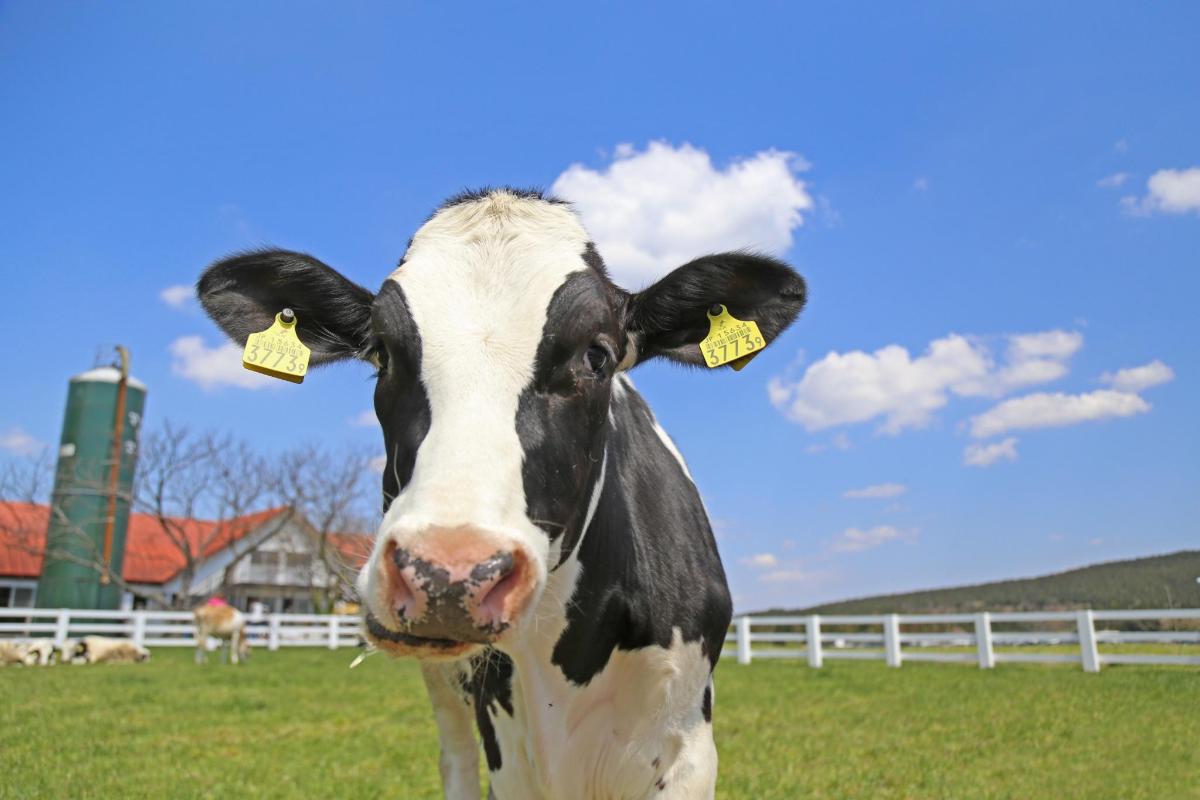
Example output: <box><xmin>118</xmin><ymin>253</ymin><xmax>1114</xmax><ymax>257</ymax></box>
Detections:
<box><xmin>329</xmin><ymin>532</ymin><xmax>373</xmax><ymax>569</ymax></box>
<box><xmin>0</xmin><ymin>502</ymin><xmax>289</xmax><ymax>584</ymax></box>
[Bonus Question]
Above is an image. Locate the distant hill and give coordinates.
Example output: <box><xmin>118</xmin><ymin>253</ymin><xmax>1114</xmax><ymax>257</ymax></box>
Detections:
<box><xmin>770</xmin><ymin>550</ymin><xmax>1200</xmax><ymax>616</ymax></box>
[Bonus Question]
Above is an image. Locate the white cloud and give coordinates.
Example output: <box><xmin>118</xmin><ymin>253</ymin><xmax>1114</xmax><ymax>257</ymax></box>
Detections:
<box><xmin>551</xmin><ymin>141</ymin><xmax>814</xmax><ymax>288</ymax></box>
<box><xmin>0</xmin><ymin>427</ymin><xmax>42</xmax><ymax>456</ymax></box>
<box><xmin>969</xmin><ymin>390</ymin><xmax>1149</xmax><ymax>438</ymax></box>
<box><xmin>843</xmin><ymin>483</ymin><xmax>907</xmax><ymax>500</ymax></box>
<box><xmin>168</xmin><ymin>336</ymin><xmax>274</xmax><ymax>391</ymax></box>
<box><xmin>1121</xmin><ymin>167</ymin><xmax>1200</xmax><ymax>216</ymax></box>
<box><xmin>830</xmin><ymin>525</ymin><xmax>913</xmax><ymax>553</ymax></box>
<box><xmin>739</xmin><ymin>553</ymin><xmax>779</xmax><ymax>569</ymax></box>
<box><xmin>160</xmin><ymin>284</ymin><xmax>194</xmax><ymax>309</ymax></box>
<box><xmin>352</xmin><ymin>409</ymin><xmax>378</xmax><ymax>427</ymax></box>
<box><xmin>1089</xmin><ymin>537</ymin><xmax>1105</xmax><ymax>546</ymax></box>
<box><xmin>963</xmin><ymin>437</ymin><xmax>1018</xmax><ymax>467</ymax></box>
<box><xmin>913</xmin><ymin>177</ymin><xmax>929</xmax><ymax>191</ymax></box>
<box><xmin>1101</xmin><ymin>360</ymin><xmax>1174</xmax><ymax>393</ymax></box>
<box><xmin>1096</xmin><ymin>172</ymin><xmax>1129</xmax><ymax>189</ymax></box>
<box><xmin>369</xmin><ymin>455</ymin><xmax>387</xmax><ymax>474</ymax></box>
<box><xmin>768</xmin><ymin>330</ymin><xmax>1081</xmax><ymax>434</ymax></box>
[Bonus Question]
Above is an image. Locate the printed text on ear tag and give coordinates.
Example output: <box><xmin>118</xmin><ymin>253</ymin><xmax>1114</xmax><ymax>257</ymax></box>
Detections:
<box><xmin>699</xmin><ymin>305</ymin><xmax>764</xmax><ymax>371</ymax></box>
<box><xmin>242</xmin><ymin>309</ymin><xmax>311</xmax><ymax>384</ymax></box>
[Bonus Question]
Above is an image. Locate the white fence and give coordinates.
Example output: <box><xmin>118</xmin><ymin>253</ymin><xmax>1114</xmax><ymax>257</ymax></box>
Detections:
<box><xmin>726</xmin><ymin>609</ymin><xmax>1200</xmax><ymax>672</ymax></box>
<box><xmin>0</xmin><ymin>607</ymin><xmax>363</xmax><ymax>650</ymax></box>
<box><xmin>5</xmin><ymin>607</ymin><xmax>1198</xmax><ymax>671</ymax></box>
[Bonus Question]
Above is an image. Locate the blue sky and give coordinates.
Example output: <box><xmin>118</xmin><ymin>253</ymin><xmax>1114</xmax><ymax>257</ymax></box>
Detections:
<box><xmin>2</xmin><ymin>3</ymin><xmax>1197</xmax><ymax>611</ymax></box>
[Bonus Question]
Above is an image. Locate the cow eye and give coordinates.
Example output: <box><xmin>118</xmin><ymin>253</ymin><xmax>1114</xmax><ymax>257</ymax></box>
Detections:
<box><xmin>584</xmin><ymin>345</ymin><xmax>609</xmax><ymax>374</ymax></box>
<box><xmin>371</xmin><ymin>340</ymin><xmax>390</xmax><ymax>376</ymax></box>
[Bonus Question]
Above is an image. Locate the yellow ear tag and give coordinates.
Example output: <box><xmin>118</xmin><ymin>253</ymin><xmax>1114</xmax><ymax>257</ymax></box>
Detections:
<box><xmin>242</xmin><ymin>308</ymin><xmax>311</xmax><ymax>384</ymax></box>
<box><xmin>699</xmin><ymin>304</ymin><xmax>764</xmax><ymax>371</ymax></box>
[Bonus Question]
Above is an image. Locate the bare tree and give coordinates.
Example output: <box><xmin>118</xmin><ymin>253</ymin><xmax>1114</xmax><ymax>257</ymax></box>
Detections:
<box><xmin>133</xmin><ymin>423</ymin><xmax>294</xmax><ymax>608</ymax></box>
<box><xmin>287</xmin><ymin>444</ymin><xmax>376</xmax><ymax>612</ymax></box>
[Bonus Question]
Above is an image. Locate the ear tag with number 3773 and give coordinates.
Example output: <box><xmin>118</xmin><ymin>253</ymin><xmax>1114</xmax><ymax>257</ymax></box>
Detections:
<box><xmin>242</xmin><ymin>308</ymin><xmax>311</xmax><ymax>384</ymax></box>
<box><xmin>699</xmin><ymin>304</ymin><xmax>764</xmax><ymax>371</ymax></box>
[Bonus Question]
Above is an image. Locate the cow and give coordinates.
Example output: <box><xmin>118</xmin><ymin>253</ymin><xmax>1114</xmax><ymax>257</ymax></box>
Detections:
<box><xmin>0</xmin><ymin>640</ymin><xmax>30</xmax><ymax>666</ymax></box>
<box><xmin>23</xmin><ymin>639</ymin><xmax>55</xmax><ymax>666</ymax></box>
<box><xmin>75</xmin><ymin>636</ymin><xmax>151</xmax><ymax>664</ymax></box>
<box><xmin>197</xmin><ymin>188</ymin><xmax>806</xmax><ymax>799</ymax></box>
<box><xmin>193</xmin><ymin>603</ymin><xmax>251</xmax><ymax>664</ymax></box>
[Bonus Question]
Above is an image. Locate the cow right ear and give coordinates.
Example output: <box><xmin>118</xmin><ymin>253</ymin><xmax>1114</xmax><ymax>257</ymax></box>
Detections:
<box><xmin>197</xmin><ymin>249</ymin><xmax>375</xmax><ymax>365</ymax></box>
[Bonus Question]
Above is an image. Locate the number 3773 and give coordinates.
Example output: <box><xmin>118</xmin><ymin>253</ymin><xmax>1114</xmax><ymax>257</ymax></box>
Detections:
<box><xmin>706</xmin><ymin>335</ymin><xmax>762</xmax><ymax>366</ymax></box>
<box><xmin>246</xmin><ymin>344</ymin><xmax>302</xmax><ymax>372</ymax></box>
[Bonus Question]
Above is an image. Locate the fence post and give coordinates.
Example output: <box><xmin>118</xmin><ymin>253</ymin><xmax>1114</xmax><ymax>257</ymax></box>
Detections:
<box><xmin>328</xmin><ymin>616</ymin><xmax>339</xmax><ymax>650</ymax></box>
<box><xmin>132</xmin><ymin>612</ymin><xmax>147</xmax><ymax>648</ymax></box>
<box><xmin>54</xmin><ymin>609</ymin><xmax>70</xmax><ymax>646</ymax></box>
<box><xmin>974</xmin><ymin>612</ymin><xmax>995</xmax><ymax>669</ymax></box>
<box><xmin>736</xmin><ymin>616</ymin><xmax>752</xmax><ymax>665</ymax></box>
<box><xmin>883</xmin><ymin>614</ymin><xmax>902</xmax><ymax>668</ymax></box>
<box><xmin>1077</xmin><ymin>609</ymin><xmax>1100</xmax><ymax>673</ymax></box>
<box><xmin>807</xmin><ymin>615</ymin><xmax>823</xmax><ymax>668</ymax></box>
<box><xmin>268</xmin><ymin>614</ymin><xmax>281</xmax><ymax>651</ymax></box>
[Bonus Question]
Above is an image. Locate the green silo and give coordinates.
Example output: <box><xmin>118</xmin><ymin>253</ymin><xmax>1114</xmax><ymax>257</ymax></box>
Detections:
<box><xmin>36</xmin><ymin>350</ymin><xmax>147</xmax><ymax>610</ymax></box>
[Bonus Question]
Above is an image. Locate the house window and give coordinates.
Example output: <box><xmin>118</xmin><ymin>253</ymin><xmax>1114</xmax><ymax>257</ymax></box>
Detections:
<box><xmin>284</xmin><ymin>552</ymin><xmax>311</xmax><ymax>570</ymax></box>
<box><xmin>0</xmin><ymin>584</ymin><xmax>35</xmax><ymax>608</ymax></box>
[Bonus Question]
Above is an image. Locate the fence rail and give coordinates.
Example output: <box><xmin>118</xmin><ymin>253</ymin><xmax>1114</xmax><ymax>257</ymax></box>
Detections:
<box><xmin>0</xmin><ymin>607</ymin><xmax>362</xmax><ymax>651</ymax></box>
<box><xmin>5</xmin><ymin>607</ymin><xmax>1198</xmax><ymax>671</ymax></box>
<box><xmin>726</xmin><ymin>609</ymin><xmax>1200</xmax><ymax>672</ymax></box>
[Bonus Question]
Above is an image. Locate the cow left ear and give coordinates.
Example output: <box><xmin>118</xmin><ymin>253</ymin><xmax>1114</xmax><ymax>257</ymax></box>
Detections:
<box><xmin>621</xmin><ymin>252</ymin><xmax>806</xmax><ymax>369</ymax></box>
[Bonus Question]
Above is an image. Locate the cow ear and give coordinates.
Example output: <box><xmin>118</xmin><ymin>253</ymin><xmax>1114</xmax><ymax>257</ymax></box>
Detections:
<box><xmin>197</xmin><ymin>249</ymin><xmax>375</xmax><ymax>365</ymax></box>
<box><xmin>622</xmin><ymin>252</ymin><xmax>806</xmax><ymax>368</ymax></box>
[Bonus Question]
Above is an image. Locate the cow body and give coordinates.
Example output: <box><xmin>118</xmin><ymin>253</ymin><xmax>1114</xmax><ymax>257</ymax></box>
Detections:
<box><xmin>194</xmin><ymin>604</ymin><xmax>251</xmax><ymax>664</ymax></box>
<box><xmin>197</xmin><ymin>189</ymin><xmax>806</xmax><ymax>799</ymax></box>
<box><xmin>76</xmin><ymin>636</ymin><xmax>150</xmax><ymax>664</ymax></box>
<box><xmin>0</xmin><ymin>640</ymin><xmax>30</xmax><ymax>666</ymax></box>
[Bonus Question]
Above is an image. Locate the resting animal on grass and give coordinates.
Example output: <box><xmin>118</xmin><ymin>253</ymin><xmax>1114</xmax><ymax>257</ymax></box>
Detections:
<box><xmin>197</xmin><ymin>188</ymin><xmax>806</xmax><ymax>799</ymax></box>
<box><xmin>193</xmin><ymin>602</ymin><xmax>251</xmax><ymax>664</ymax></box>
<box><xmin>23</xmin><ymin>639</ymin><xmax>56</xmax><ymax>666</ymax></box>
<box><xmin>75</xmin><ymin>636</ymin><xmax>150</xmax><ymax>664</ymax></box>
<box><xmin>0</xmin><ymin>640</ymin><xmax>30</xmax><ymax>666</ymax></box>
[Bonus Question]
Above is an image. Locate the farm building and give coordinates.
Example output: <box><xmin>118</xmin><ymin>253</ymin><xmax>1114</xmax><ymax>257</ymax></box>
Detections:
<box><xmin>0</xmin><ymin>502</ymin><xmax>371</xmax><ymax>612</ymax></box>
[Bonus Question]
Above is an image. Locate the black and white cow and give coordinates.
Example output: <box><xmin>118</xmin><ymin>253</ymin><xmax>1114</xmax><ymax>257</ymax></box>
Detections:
<box><xmin>197</xmin><ymin>188</ymin><xmax>805</xmax><ymax>799</ymax></box>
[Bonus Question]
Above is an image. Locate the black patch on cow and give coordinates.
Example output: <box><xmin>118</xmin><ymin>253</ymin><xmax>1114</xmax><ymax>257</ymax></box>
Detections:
<box><xmin>550</xmin><ymin>384</ymin><xmax>733</xmax><ymax>685</ymax></box>
<box><xmin>463</xmin><ymin>648</ymin><xmax>515</xmax><ymax>772</ymax></box>
<box><xmin>197</xmin><ymin>249</ymin><xmax>375</xmax><ymax>365</ymax></box>
<box><xmin>371</xmin><ymin>280</ymin><xmax>431</xmax><ymax>512</ymax></box>
<box><xmin>701</xmin><ymin>685</ymin><xmax>712</xmax><ymax>723</ymax></box>
<box><xmin>581</xmin><ymin>241</ymin><xmax>611</xmax><ymax>280</ymax></box>
<box><xmin>516</xmin><ymin>270</ymin><xmax>623</xmax><ymax>561</ymax></box>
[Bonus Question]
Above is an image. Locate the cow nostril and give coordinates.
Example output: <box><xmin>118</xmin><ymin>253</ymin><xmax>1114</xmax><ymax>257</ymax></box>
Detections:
<box><xmin>476</xmin><ymin>550</ymin><xmax>528</xmax><ymax>624</ymax></box>
<box><xmin>384</xmin><ymin>543</ymin><xmax>416</xmax><ymax>618</ymax></box>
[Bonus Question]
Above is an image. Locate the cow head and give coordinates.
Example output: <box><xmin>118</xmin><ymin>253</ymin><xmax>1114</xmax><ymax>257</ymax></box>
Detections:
<box><xmin>198</xmin><ymin>189</ymin><xmax>805</xmax><ymax>660</ymax></box>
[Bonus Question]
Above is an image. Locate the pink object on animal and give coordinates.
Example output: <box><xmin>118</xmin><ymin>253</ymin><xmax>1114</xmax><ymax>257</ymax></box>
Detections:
<box><xmin>206</xmin><ymin>596</ymin><xmax>228</xmax><ymax>607</ymax></box>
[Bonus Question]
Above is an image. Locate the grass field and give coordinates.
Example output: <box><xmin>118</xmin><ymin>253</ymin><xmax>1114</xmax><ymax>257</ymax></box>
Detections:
<box><xmin>2</xmin><ymin>649</ymin><xmax>1198</xmax><ymax>799</ymax></box>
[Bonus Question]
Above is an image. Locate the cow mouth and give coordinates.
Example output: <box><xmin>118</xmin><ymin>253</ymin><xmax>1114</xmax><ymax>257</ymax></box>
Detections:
<box><xmin>364</xmin><ymin>612</ymin><xmax>472</xmax><ymax>651</ymax></box>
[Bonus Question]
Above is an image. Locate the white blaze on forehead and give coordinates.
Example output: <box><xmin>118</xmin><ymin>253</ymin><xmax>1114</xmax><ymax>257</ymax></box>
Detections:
<box><xmin>384</xmin><ymin>192</ymin><xmax>592</xmax><ymax>532</ymax></box>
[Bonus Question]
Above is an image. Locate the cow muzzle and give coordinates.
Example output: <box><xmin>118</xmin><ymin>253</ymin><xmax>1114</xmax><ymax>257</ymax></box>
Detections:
<box><xmin>364</xmin><ymin>526</ymin><xmax>538</xmax><ymax>655</ymax></box>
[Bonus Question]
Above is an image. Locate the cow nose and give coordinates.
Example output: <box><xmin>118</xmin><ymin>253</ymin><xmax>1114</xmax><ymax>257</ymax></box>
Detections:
<box><xmin>382</xmin><ymin>532</ymin><xmax>536</xmax><ymax>641</ymax></box>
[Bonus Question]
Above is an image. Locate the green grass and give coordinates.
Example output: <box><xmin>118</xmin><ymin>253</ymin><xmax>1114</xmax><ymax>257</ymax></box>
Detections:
<box><xmin>2</xmin><ymin>649</ymin><xmax>1198</xmax><ymax>799</ymax></box>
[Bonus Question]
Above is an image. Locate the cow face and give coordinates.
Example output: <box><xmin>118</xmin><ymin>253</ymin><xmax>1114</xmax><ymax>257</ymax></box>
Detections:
<box><xmin>198</xmin><ymin>189</ymin><xmax>805</xmax><ymax>660</ymax></box>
